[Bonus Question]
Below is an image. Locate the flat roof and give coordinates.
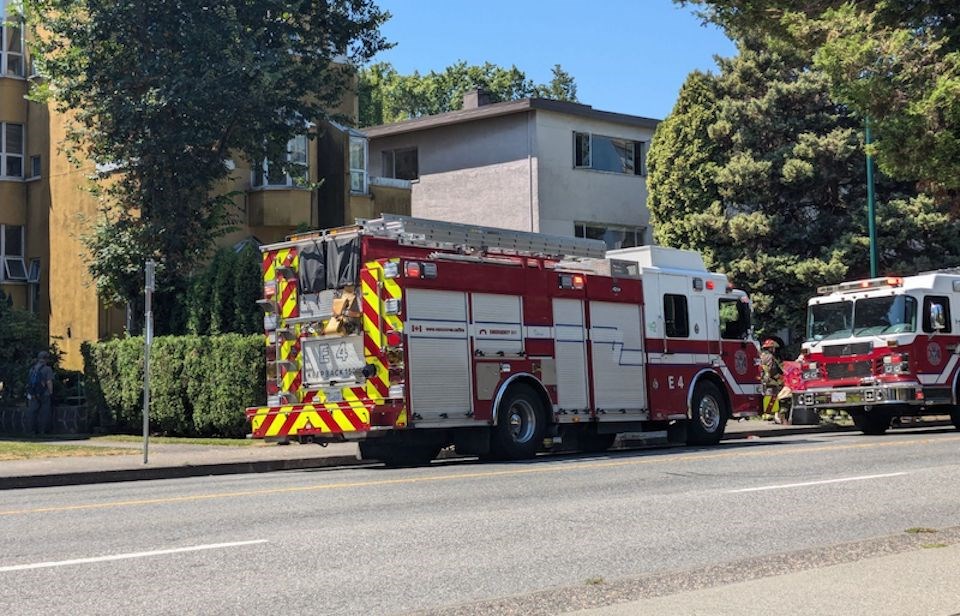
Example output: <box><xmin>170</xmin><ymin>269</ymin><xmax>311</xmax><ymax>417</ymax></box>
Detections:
<box><xmin>363</xmin><ymin>98</ymin><xmax>660</xmax><ymax>138</ymax></box>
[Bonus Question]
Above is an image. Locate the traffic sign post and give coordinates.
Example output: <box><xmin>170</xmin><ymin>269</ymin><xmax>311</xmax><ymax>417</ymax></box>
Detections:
<box><xmin>143</xmin><ymin>259</ymin><xmax>155</xmax><ymax>464</ymax></box>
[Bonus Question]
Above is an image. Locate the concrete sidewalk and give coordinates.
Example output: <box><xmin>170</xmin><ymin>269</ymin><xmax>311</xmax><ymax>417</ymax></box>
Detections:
<box><xmin>0</xmin><ymin>418</ymin><xmax>892</xmax><ymax>490</ymax></box>
<box><xmin>569</xmin><ymin>543</ymin><xmax>960</xmax><ymax>616</ymax></box>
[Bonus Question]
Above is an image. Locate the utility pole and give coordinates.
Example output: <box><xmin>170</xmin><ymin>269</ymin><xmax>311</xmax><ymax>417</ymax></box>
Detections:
<box><xmin>866</xmin><ymin>118</ymin><xmax>878</xmax><ymax>278</ymax></box>
<box><xmin>142</xmin><ymin>259</ymin><xmax>155</xmax><ymax>464</ymax></box>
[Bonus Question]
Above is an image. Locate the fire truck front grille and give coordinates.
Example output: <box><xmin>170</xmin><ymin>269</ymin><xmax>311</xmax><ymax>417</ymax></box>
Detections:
<box><xmin>826</xmin><ymin>361</ymin><xmax>873</xmax><ymax>379</ymax></box>
<box><xmin>822</xmin><ymin>342</ymin><xmax>872</xmax><ymax>357</ymax></box>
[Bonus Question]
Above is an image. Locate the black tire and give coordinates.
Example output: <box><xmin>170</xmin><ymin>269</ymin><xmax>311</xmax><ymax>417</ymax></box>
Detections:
<box><xmin>950</xmin><ymin>407</ymin><xmax>960</xmax><ymax>430</ymax></box>
<box><xmin>852</xmin><ymin>411</ymin><xmax>891</xmax><ymax>435</ymax></box>
<box><xmin>491</xmin><ymin>384</ymin><xmax>546</xmax><ymax>460</ymax></box>
<box><xmin>579</xmin><ymin>430</ymin><xmax>617</xmax><ymax>453</ymax></box>
<box><xmin>687</xmin><ymin>381</ymin><xmax>728</xmax><ymax>446</ymax></box>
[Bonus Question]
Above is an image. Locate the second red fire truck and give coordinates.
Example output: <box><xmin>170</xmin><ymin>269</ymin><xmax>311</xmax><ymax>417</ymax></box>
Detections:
<box><xmin>792</xmin><ymin>273</ymin><xmax>960</xmax><ymax>434</ymax></box>
<box><xmin>246</xmin><ymin>215</ymin><xmax>763</xmax><ymax>465</ymax></box>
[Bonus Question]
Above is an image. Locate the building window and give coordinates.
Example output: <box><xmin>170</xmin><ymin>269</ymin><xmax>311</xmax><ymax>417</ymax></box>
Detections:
<box><xmin>1</xmin><ymin>20</ymin><xmax>24</xmax><ymax>77</ymax></box>
<box><xmin>27</xmin><ymin>258</ymin><xmax>40</xmax><ymax>313</ymax></box>
<box><xmin>349</xmin><ymin>136</ymin><xmax>367</xmax><ymax>194</ymax></box>
<box><xmin>28</xmin><ymin>154</ymin><xmax>40</xmax><ymax>178</ymax></box>
<box><xmin>664</xmin><ymin>294</ymin><xmax>689</xmax><ymax>338</ymax></box>
<box><xmin>382</xmin><ymin>147</ymin><xmax>418</xmax><ymax>180</ymax></box>
<box><xmin>252</xmin><ymin>134</ymin><xmax>308</xmax><ymax>188</ymax></box>
<box><xmin>573</xmin><ymin>132</ymin><xmax>644</xmax><ymax>176</ymax></box>
<box><xmin>574</xmin><ymin>222</ymin><xmax>645</xmax><ymax>250</ymax></box>
<box><xmin>1</xmin><ymin>123</ymin><xmax>23</xmax><ymax>178</ymax></box>
<box><xmin>0</xmin><ymin>224</ymin><xmax>26</xmax><ymax>281</ymax></box>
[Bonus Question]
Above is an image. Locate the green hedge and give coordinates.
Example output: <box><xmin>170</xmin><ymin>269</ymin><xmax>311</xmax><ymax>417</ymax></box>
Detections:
<box><xmin>82</xmin><ymin>334</ymin><xmax>265</xmax><ymax>437</ymax></box>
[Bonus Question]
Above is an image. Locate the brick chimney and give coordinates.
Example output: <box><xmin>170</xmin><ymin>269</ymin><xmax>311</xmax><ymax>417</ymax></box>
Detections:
<box><xmin>462</xmin><ymin>88</ymin><xmax>492</xmax><ymax>109</ymax></box>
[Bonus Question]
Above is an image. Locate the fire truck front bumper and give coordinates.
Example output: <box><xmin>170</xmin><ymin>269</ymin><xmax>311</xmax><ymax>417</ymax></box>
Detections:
<box><xmin>246</xmin><ymin>403</ymin><xmax>373</xmax><ymax>441</ymax></box>
<box><xmin>792</xmin><ymin>383</ymin><xmax>953</xmax><ymax>410</ymax></box>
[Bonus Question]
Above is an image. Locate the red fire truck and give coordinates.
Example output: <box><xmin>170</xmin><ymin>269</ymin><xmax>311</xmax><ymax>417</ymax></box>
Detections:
<box><xmin>245</xmin><ymin>215</ymin><xmax>762</xmax><ymax>465</ymax></box>
<box><xmin>792</xmin><ymin>273</ymin><xmax>960</xmax><ymax>434</ymax></box>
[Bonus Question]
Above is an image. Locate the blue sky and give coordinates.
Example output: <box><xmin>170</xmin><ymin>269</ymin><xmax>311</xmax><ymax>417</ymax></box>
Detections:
<box><xmin>369</xmin><ymin>0</ymin><xmax>737</xmax><ymax>121</ymax></box>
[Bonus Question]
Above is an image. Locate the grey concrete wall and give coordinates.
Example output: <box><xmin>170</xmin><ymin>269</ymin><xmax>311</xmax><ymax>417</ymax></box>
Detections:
<box><xmin>368</xmin><ymin>113</ymin><xmax>538</xmax><ymax>231</ymax></box>
<box><xmin>534</xmin><ymin>110</ymin><xmax>654</xmax><ymax>244</ymax></box>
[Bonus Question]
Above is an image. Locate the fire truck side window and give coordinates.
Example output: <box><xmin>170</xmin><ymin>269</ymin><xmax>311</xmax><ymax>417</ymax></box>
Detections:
<box><xmin>719</xmin><ymin>298</ymin><xmax>749</xmax><ymax>339</ymax></box>
<box><xmin>664</xmin><ymin>294</ymin><xmax>689</xmax><ymax>338</ymax></box>
<box><xmin>922</xmin><ymin>296</ymin><xmax>952</xmax><ymax>333</ymax></box>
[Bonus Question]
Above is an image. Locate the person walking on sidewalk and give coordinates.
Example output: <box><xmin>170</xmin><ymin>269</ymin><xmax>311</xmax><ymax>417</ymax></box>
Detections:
<box><xmin>27</xmin><ymin>351</ymin><xmax>54</xmax><ymax>435</ymax></box>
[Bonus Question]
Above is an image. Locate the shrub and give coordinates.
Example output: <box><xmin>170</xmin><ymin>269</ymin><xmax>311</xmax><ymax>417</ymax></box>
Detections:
<box><xmin>183</xmin><ymin>246</ymin><xmax>261</xmax><ymax>336</ymax></box>
<box><xmin>0</xmin><ymin>290</ymin><xmax>51</xmax><ymax>403</ymax></box>
<box><xmin>83</xmin><ymin>334</ymin><xmax>265</xmax><ymax>437</ymax></box>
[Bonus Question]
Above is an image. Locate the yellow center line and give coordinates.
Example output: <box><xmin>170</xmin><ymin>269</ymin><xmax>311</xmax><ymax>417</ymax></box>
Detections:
<box><xmin>3</xmin><ymin>435</ymin><xmax>958</xmax><ymax>517</ymax></box>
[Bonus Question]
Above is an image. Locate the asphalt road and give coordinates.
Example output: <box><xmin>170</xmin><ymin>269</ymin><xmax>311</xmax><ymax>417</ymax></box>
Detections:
<box><xmin>2</xmin><ymin>427</ymin><xmax>959</xmax><ymax>616</ymax></box>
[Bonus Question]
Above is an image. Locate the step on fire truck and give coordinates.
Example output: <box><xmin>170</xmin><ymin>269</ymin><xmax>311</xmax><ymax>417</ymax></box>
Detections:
<box><xmin>793</xmin><ymin>273</ymin><xmax>960</xmax><ymax>434</ymax></box>
<box><xmin>245</xmin><ymin>215</ymin><xmax>762</xmax><ymax>465</ymax></box>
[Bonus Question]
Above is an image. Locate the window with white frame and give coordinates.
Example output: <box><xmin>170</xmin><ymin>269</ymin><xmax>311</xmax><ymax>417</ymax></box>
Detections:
<box><xmin>574</xmin><ymin>222</ymin><xmax>645</xmax><ymax>250</ymax></box>
<box><xmin>1</xmin><ymin>224</ymin><xmax>26</xmax><ymax>281</ymax></box>
<box><xmin>381</xmin><ymin>147</ymin><xmax>418</xmax><ymax>180</ymax></box>
<box><xmin>349</xmin><ymin>135</ymin><xmax>367</xmax><ymax>193</ymax></box>
<box><xmin>573</xmin><ymin>132</ymin><xmax>645</xmax><ymax>176</ymax></box>
<box><xmin>27</xmin><ymin>257</ymin><xmax>40</xmax><ymax>313</ymax></box>
<box><xmin>1</xmin><ymin>123</ymin><xmax>23</xmax><ymax>178</ymax></box>
<box><xmin>1</xmin><ymin>19</ymin><xmax>24</xmax><ymax>77</ymax></box>
<box><xmin>252</xmin><ymin>134</ymin><xmax>308</xmax><ymax>188</ymax></box>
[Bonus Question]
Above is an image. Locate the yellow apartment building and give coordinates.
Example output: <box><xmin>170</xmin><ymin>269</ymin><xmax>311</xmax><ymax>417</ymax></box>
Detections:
<box><xmin>0</xmin><ymin>10</ymin><xmax>410</xmax><ymax>369</ymax></box>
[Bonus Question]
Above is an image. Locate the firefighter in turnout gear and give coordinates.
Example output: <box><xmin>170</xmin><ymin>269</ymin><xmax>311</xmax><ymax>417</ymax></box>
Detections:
<box><xmin>760</xmin><ymin>338</ymin><xmax>790</xmax><ymax>424</ymax></box>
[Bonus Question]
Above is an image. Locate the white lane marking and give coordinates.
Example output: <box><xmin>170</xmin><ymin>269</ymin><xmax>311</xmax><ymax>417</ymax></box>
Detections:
<box><xmin>0</xmin><ymin>540</ymin><xmax>268</xmax><ymax>573</ymax></box>
<box><xmin>727</xmin><ymin>472</ymin><xmax>908</xmax><ymax>493</ymax></box>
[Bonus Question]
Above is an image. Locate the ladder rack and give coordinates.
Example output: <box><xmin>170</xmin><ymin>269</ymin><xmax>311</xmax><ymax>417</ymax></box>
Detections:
<box><xmin>362</xmin><ymin>214</ymin><xmax>607</xmax><ymax>260</ymax></box>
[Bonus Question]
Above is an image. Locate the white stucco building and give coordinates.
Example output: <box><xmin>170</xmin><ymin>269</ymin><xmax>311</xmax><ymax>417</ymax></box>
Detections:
<box><xmin>363</xmin><ymin>92</ymin><xmax>659</xmax><ymax>249</ymax></box>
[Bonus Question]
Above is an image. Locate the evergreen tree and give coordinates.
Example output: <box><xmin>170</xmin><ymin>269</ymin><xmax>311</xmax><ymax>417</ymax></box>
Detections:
<box><xmin>649</xmin><ymin>39</ymin><xmax>960</xmax><ymax>340</ymax></box>
<box><xmin>677</xmin><ymin>1</ymin><xmax>960</xmax><ymax>194</ymax></box>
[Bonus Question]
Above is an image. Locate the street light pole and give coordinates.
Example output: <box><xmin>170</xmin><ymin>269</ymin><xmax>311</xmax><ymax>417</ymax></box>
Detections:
<box><xmin>866</xmin><ymin>117</ymin><xmax>878</xmax><ymax>278</ymax></box>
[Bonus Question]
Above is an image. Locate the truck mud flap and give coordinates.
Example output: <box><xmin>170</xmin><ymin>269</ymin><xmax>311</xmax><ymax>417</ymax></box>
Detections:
<box><xmin>246</xmin><ymin>402</ymin><xmax>372</xmax><ymax>439</ymax></box>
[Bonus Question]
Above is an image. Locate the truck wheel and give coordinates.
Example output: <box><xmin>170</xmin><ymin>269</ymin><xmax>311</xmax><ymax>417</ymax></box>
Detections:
<box><xmin>491</xmin><ymin>384</ymin><xmax>546</xmax><ymax>460</ymax></box>
<box><xmin>579</xmin><ymin>429</ymin><xmax>617</xmax><ymax>453</ymax></box>
<box><xmin>852</xmin><ymin>411</ymin><xmax>890</xmax><ymax>435</ymax></box>
<box><xmin>687</xmin><ymin>381</ymin><xmax>728</xmax><ymax>446</ymax></box>
<box><xmin>950</xmin><ymin>407</ymin><xmax>960</xmax><ymax>430</ymax></box>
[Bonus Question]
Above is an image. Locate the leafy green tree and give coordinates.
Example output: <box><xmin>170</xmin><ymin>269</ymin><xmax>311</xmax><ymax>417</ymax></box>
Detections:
<box><xmin>677</xmin><ymin>1</ymin><xmax>960</xmax><ymax>193</ymax></box>
<box><xmin>358</xmin><ymin>60</ymin><xmax>579</xmax><ymax>126</ymax></box>
<box><xmin>648</xmin><ymin>39</ymin><xmax>960</xmax><ymax>340</ymax></box>
<box><xmin>27</xmin><ymin>0</ymin><xmax>390</xmax><ymax>307</ymax></box>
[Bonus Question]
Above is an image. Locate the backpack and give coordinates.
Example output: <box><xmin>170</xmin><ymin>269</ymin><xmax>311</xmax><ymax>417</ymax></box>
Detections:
<box><xmin>27</xmin><ymin>364</ymin><xmax>47</xmax><ymax>397</ymax></box>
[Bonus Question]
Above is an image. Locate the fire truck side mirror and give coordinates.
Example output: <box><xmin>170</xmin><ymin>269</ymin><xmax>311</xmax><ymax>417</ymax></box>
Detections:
<box><xmin>930</xmin><ymin>303</ymin><xmax>946</xmax><ymax>331</ymax></box>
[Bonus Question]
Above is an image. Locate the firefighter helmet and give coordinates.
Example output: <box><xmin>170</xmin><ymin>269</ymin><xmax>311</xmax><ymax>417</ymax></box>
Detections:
<box><xmin>762</xmin><ymin>338</ymin><xmax>779</xmax><ymax>349</ymax></box>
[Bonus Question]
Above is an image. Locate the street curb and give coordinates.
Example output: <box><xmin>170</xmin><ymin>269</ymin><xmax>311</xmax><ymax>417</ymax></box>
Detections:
<box><xmin>0</xmin><ymin>454</ymin><xmax>369</xmax><ymax>490</ymax></box>
<box><xmin>721</xmin><ymin>423</ymin><xmax>856</xmax><ymax>440</ymax></box>
<box><xmin>2</xmin><ymin>420</ymin><xmax>952</xmax><ymax>490</ymax></box>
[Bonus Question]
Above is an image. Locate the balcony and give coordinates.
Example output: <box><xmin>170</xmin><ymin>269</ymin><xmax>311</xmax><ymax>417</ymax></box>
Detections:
<box><xmin>348</xmin><ymin>177</ymin><xmax>411</xmax><ymax>221</ymax></box>
<box><xmin>247</xmin><ymin>188</ymin><xmax>313</xmax><ymax>228</ymax></box>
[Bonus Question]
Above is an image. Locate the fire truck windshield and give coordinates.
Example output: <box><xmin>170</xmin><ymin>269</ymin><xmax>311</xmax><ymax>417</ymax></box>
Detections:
<box><xmin>807</xmin><ymin>295</ymin><xmax>917</xmax><ymax>341</ymax></box>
